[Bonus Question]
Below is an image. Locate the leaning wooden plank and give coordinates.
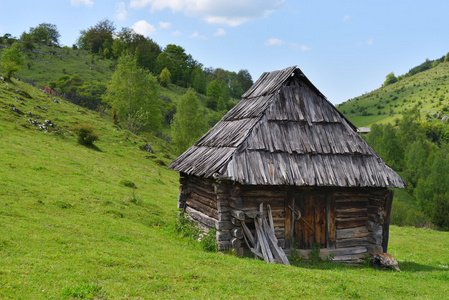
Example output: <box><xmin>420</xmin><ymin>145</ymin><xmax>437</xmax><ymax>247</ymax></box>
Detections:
<box><xmin>243</xmin><ymin>233</ymin><xmax>264</xmax><ymax>259</ymax></box>
<box><xmin>241</xmin><ymin>221</ymin><xmax>255</xmax><ymax>246</ymax></box>
<box><xmin>267</xmin><ymin>204</ymin><xmax>275</xmax><ymax>232</ymax></box>
<box><xmin>257</xmin><ymin>217</ymin><xmax>275</xmax><ymax>263</ymax></box>
<box><xmin>262</xmin><ymin>217</ymin><xmax>290</xmax><ymax>265</ymax></box>
<box><xmin>254</xmin><ymin>217</ymin><xmax>271</xmax><ymax>262</ymax></box>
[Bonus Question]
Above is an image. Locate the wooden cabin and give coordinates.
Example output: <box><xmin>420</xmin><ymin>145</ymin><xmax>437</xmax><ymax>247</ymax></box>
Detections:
<box><xmin>168</xmin><ymin>66</ymin><xmax>405</xmax><ymax>262</ymax></box>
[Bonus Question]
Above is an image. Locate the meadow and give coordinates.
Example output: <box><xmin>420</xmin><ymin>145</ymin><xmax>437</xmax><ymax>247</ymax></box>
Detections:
<box><xmin>1</xmin><ymin>79</ymin><xmax>448</xmax><ymax>299</ymax></box>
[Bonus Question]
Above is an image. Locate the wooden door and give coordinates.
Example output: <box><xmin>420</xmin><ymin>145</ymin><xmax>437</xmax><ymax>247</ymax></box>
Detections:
<box><xmin>293</xmin><ymin>194</ymin><xmax>328</xmax><ymax>249</ymax></box>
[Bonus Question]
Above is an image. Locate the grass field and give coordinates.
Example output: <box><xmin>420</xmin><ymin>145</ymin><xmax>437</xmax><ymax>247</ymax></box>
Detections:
<box><xmin>337</xmin><ymin>61</ymin><xmax>449</xmax><ymax>128</ymax></box>
<box><xmin>1</xmin><ymin>79</ymin><xmax>449</xmax><ymax>299</ymax></box>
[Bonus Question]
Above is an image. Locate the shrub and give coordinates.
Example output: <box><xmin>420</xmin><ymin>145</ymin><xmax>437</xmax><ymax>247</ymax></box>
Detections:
<box><xmin>72</xmin><ymin>123</ymin><xmax>99</xmax><ymax>146</ymax></box>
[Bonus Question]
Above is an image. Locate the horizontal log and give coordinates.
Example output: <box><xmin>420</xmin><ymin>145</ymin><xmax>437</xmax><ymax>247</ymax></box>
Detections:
<box><xmin>336</xmin><ymin>208</ymin><xmax>367</xmax><ymax>218</ymax></box>
<box><xmin>179</xmin><ymin>177</ymin><xmax>188</xmax><ymax>185</ymax></box>
<box><xmin>230</xmin><ymin>209</ymin><xmax>245</xmax><ymax>221</ymax></box>
<box><xmin>366</xmin><ymin>244</ymin><xmax>383</xmax><ymax>254</ymax></box>
<box><xmin>216</xmin><ymin>193</ymin><xmax>229</xmax><ymax>201</ymax></box>
<box><xmin>336</xmin><ymin>226</ymin><xmax>369</xmax><ymax>239</ymax></box>
<box><xmin>185</xmin><ymin>206</ymin><xmax>216</xmax><ymax>229</ymax></box>
<box><xmin>177</xmin><ymin>201</ymin><xmax>186</xmax><ymax>209</ymax></box>
<box><xmin>367</xmin><ymin>233</ymin><xmax>382</xmax><ymax>245</ymax></box>
<box><xmin>216</xmin><ymin>230</ymin><xmax>231</xmax><ymax>241</ymax></box>
<box><xmin>368</xmin><ymin>198</ymin><xmax>385</xmax><ymax>206</ymax></box>
<box><xmin>218</xmin><ymin>212</ymin><xmax>231</xmax><ymax>221</ymax></box>
<box><xmin>238</xmin><ymin>189</ymin><xmax>284</xmax><ymax>198</ymax></box>
<box><xmin>180</xmin><ymin>186</ymin><xmax>191</xmax><ymax>195</ymax></box>
<box><xmin>188</xmin><ymin>184</ymin><xmax>215</xmax><ymax>200</ymax></box>
<box><xmin>217</xmin><ymin>200</ymin><xmax>230</xmax><ymax>213</ymax></box>
<box><xmin>231</xmin><ymin>237</ymin><xmax>241</xmax><ymax>248</ymax></box>
<box><xmin>331</xmin><ymin>254</ymin><xmax>366</xmax><ymax>262</ymax></box>
<box><xmin>229</xmin><ymin>197</ymin><xmax>242</xmax><ymax>209</ymax></box>
<box><xmin>335</xmin><ymin>200</ymin><xmax>368</xmax><ymax>210</ymax></box>
<box><xmin>216</xmin><ymin>221</ymin><xmax>233</xmax><ymax>231</ymax></box>
<box><xmin>231</xmin><ymin>227</ymin><xmax>243</xmax><ymax>239</ymax></box>
<box><xmin>178</xmin><ymin>194</ymin><xmax>187</xmax><ymax>202</ymax></box>
<box><xmin>190</xmin><ymin>191</ymin><xmax>217</xmax><ymax>209</ymax></box>
<box><xmin>231</xmin><ymin>217</ymin><xmax>241</xmax><ymax>226</ymax></box>
<box><xmin>296</xmin><ymin>246</ymin><xmax>367</xmax><ymax>260</ymax></box>
<box><xmin>272</xmin><ymin>218</ymin><xmax>285</xmax><ymax>228</ymax></box>
<box><xmin>336</xmin><ymin>238</ymin><xmax>367</xmax><ymax>248</ymax></box>
<box><xmin>336</xmin><ymin>217</ymin><xmax>368</xmax><ymax>229</ymax></box>
<box><xmin>186</xmin><ymin>199</ymin><xmax>218</xmax><ymax>219</ymax></box>
<box><xmin>214</xmin><ymin>185</ymin><xmax>229</xmax><ymax>194</ymax></box>
<box><xmin>217</xmin><ymin>241</ymin><xmax>231</xmax><ymax>251</ymax></box>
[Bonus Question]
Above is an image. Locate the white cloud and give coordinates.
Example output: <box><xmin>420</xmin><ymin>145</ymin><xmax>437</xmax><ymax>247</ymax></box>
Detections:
<box><xmin>265</xmin><ymin>38</ymin><xmax>284</xmax><ymax>46</ymax></box>
<box><xmin>131</xmin><ymin>20</ymin><xmax>156</xmax><ymax>36</ymax></box>
<box><xmin>291</xmin><ymin>43</ymin><xmax>311</xmax><ymax>51</ymax></box>
<box><xmin>70</xmin><ymin>0</ymin><xmax>94</xmax><ymax>7</ymax></box>
<box><xmin>356</xmin><ymin>39</ymin><xmax>374</xmax><ymax>46</ymax></box>
<box><xmin>213</xmin><ymin>28</ymin><xmax>226</xmax><ymax>36</ymax></box>
<box><xmin>190</xmin><ymin>31</ymin><xmax>207</xmax><ymax>39</ymax></box>
<box><xmin>115</xmin><ymin>2</ymin><xmax>128</xmax><ymax>21</ymax></box>
<box><xmin>159</xmin><ymin>21</ymin><xmax>172</xmax><ymax>29</ymax></box>
<box><xmin>172</xmin><ymin>30</ymin><xmax>181</xmax><ymax>36</ymax></box>
<box><xmin>130</xmin><ymin>0</ymin><xmax>284</xmax><ymax>26</ymax></box>
<box><xmin>343</xmin><ymin>15</ymin><xmax>350</xmax><ymax>22</ymax></box>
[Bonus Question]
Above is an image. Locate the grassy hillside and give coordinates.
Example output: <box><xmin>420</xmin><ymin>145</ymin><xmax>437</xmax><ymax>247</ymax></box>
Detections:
<box><xmin>337</xmin><ymin>60</ymin><xmax>449</xmax><ymax>127</ymax></box>
<box><xmin>1</xmin><ymin>79</ymin><xmax>449</xmax><ymax>299</ymax></box>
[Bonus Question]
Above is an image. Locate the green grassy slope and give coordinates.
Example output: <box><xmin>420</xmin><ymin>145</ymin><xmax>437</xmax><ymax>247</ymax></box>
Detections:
<box><xmin>337</xmin><ymin>61</ymin><xmax>449</xmax><ymax>127</ymax></box>
<box><xmin>0</xmin><ymin>45</ymin><xmax>113</xmax><ymax>86</ymax></box>
<box><xmin>1</xmin><ymin>79</ymin><xmax>449</xmax><ymax>299</ymax></box>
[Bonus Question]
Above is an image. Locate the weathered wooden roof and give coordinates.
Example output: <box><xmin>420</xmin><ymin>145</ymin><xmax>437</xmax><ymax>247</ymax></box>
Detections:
<box><xmin>169</xmin><ymin>66</ymin><xmax>406</xmax><ymax>188</ymax></box>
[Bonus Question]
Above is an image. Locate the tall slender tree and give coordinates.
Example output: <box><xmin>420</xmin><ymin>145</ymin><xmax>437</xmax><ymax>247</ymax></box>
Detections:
<box><xmin>171</xmin><ymin>88</ymin><xmax>206</xmax><ymax>155</ymax></box>
<box><xmin>103</xmin><ymin>55</ymin><xmax>162</xmax><ymax>134</ymax></box>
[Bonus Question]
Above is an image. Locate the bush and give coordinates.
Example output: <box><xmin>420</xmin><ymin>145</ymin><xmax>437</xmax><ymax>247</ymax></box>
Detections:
<box><xmin>72</xmin><ymin>123</ymin><xmax>99</xmax><ymax>146</ymax></box>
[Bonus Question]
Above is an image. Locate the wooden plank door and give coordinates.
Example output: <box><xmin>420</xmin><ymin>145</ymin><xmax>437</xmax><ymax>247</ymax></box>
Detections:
<box><xmin>293</xmin><ymin>194</ymin><xmax>327</xmax><ymax>249</ymax></box>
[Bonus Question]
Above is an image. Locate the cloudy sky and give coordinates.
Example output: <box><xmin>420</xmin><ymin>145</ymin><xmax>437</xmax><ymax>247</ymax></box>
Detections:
<box><xmin>2</xmin><ymin>0</ymin><xmax>449</xmax><ymax>104</ymax></box>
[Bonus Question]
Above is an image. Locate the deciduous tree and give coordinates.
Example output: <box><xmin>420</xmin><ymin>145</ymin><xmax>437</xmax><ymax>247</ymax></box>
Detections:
<box><xmin>0</xmin><ymin>42</ymin><xmax>24</xmax><ymax>79</ymax></box>
<box><xmin>171</xmin><ymin>88</ymin><xmax>206</xmax><ymax>155</ymax></box>
<box><xmin>103</xmin><ymin>55</ymin><xmax>162</xmax><ymax>134</ymax></box>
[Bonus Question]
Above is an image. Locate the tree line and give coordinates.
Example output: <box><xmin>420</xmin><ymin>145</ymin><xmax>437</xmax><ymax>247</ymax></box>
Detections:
<box><xmin>365</xmin><ymin>108</ymin><xmax>449</xmax><ymax>230</ymax></box>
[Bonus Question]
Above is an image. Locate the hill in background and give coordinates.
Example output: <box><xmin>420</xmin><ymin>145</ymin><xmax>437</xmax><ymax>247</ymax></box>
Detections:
<box><xmin>337</xmin><ymin>55</ymin><xmax>449</xmax><ymax>127</ymax></box>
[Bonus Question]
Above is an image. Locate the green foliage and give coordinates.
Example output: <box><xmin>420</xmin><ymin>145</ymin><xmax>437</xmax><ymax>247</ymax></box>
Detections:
<box><xmin>0</xmin><ymin>42</ymin><xmax>24</xmax><ymax>79</ymax></box>
<box><xmin>72</xmin><ymin>123</ymin><xmax>99</xmax><ymax>146</ymax></box>
<box><xmin>175</xmin><ymin>212</ymin><xmax>217</xmax><ymax>252</ymax></box>
<box><xmin>26</xmin><ymin>23</ymin><xmax>60</xmax><ymax>46</ymax></box>
<box><xmin>171</xmin><ymin>88</ymin><xmax>206</xmax><ymax>154</ymax></box>
<box><xmin>206</xmin><ymin>79</ymin><xmax>221</xmax><ymax>109</ymax></box>
<box><xmin>383</xmin><ymin>72</ymin><xmax>398</xmax><ymax>87</ymax></box>
<box><xmin>77</xmin><ymin>19</ymin><xmax>115</xmax><ymax>54</ymax></box>
<box><xmin>159</xmin><ymin>67</ymin><xmax>171</xmax><ymax>87</ymax></box>
<box><xmin>364</xmin><ymin>109</ymin><xmax>449</xmax><ymax>229</ymax></box>
<box><xmin>390</xmin><ymin>199</ymin><xmax>429</xmax><ymax>227</ymax></box>
<box><xmin>103</xmin><ymin>54</ymin><xmax>162</xmax><ymax>134</ymax></box>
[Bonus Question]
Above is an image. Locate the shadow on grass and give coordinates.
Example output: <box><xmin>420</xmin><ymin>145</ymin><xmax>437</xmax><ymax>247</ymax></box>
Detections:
<box><xmin>84</xmin><ymin>144</ymin><xmax>102</xmax><ymax>152</ymax></box>
<box><xmin>399</xmin><ymin>261</ymin><xmax>449</xmax><ymax>272</ymax></box>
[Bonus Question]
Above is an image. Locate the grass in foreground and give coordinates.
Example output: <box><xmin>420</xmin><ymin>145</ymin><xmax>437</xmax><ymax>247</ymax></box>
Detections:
<box><xmin>0</xmin><ymin>79</ymin><xmax>448</xmax><ymax>299</ymax></box>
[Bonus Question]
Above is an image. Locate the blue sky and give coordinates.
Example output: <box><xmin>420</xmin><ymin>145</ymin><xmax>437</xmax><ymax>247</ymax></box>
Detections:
<box><xmin>1</xmin><ymin>0</ymin><xmax>449</xmax><ymax>104</ymax></box>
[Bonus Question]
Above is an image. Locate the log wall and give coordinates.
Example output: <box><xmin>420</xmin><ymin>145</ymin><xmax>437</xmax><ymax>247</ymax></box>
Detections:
<box><xmin>177</xmin><ymin>173</ymin><xmax>392</xmax><ymax>262</ymax></box>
